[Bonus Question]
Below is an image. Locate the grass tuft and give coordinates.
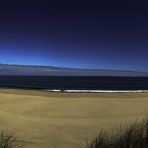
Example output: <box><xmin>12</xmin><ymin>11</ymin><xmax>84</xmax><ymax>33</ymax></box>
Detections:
<box><xmin>85</xmin><ymin>116</ymin><xmax>148</xmax><ymax>148</ymax></box>
<box><xmin>0</xmin><ymin>131</ymin><xmax>24</xmax><ymax>148</ymax></box>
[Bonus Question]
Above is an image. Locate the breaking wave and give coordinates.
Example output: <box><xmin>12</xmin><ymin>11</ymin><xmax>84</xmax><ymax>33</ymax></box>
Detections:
<box><xmin>45</xmin><ymin>89</ymin><xmax>148</xmax><ymax>93</ymax></box>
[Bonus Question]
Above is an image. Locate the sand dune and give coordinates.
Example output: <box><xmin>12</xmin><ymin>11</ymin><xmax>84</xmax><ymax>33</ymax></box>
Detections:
<box><xmin>0</xmin><ymin>89</ymin><xmax>147</xmax><ymax>148</ymax></box>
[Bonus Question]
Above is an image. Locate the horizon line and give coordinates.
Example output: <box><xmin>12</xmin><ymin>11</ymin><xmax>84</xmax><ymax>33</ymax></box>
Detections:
<box><xmin>0</xmin><ymin>63</ymin><xmax>147</xmax><ymax>73</ymax></box>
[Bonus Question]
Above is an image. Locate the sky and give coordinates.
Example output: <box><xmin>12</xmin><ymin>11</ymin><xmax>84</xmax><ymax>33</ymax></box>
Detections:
<box><xmin>0</xmin><ymin>0</ymin><xmax>148</xmax><ymax>71</ymax></box>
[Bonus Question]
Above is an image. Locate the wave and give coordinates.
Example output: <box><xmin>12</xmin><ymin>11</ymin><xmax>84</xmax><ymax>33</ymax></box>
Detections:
<box><xmin>45</xmin><ymin>89</ymin><xmax>148</xmax><ymax>93</ymax></box>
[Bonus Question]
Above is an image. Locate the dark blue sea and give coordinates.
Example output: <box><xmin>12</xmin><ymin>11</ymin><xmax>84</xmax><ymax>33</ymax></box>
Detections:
<box><xmin>0</xmin><ymin>76</ymin><xmax>148</xmax><ymax>91</ymax></box>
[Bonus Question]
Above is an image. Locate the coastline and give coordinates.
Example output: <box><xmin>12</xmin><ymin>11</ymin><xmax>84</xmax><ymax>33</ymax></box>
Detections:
<box><xmin>45</xmin><ymin>89</ymin><xmax>148</xmax><ymax>93</ymax></box>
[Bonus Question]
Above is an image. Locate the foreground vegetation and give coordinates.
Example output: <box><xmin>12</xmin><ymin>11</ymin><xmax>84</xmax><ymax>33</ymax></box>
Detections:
<box><xmin>0</xmin><ymin>131</ymin><xmax>24</xmax><ymax>148</ymax></box>
<box><xmin>1</xmin><ymin>117</ymin><xmax>148</xmax><ymax>148</ymax></box>
<box><xmin>84</xmin><ymin>117</ymin><xmax>148</xmax><ymax>148</ymax></box>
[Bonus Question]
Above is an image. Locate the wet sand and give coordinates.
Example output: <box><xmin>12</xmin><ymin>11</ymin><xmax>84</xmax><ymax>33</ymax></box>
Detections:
<box><xmin>0</xmin><ymin>89</ymin><xmax>147</xmax><ymax>148</ymax></box>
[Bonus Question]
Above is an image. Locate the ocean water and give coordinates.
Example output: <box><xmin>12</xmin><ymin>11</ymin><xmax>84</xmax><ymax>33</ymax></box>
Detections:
<box><xmin>0</xmin><ymin>76</ymin><xmax>148</xmax><ymax>90</ymax></box>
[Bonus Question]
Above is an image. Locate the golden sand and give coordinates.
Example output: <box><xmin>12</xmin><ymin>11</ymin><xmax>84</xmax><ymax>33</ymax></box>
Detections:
<box><xmin>0</xmin><ymin>89</ymin><xmax>147</xmax><ymax>148</ymax></box>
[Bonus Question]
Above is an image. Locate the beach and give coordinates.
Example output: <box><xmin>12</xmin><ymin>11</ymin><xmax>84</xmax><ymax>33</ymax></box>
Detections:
<box><xmin>0</xmin><ymin>89</ymin><xmax>147</xmax><ymax>148</ymax></box>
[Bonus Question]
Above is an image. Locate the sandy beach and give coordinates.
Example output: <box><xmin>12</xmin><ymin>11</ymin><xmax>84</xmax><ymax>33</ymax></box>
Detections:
<box><xmin>0</xmin><ymin>89</ymin><xmax>147</xmax><ymax>148</ymax></box>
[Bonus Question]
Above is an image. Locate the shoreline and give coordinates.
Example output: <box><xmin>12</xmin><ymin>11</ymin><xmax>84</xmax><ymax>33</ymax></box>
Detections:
<box><xmin>45</xmin><ymin>89</ymin><xmax>148</xmax><ymax>93</ymax></box>
<box><xmin>1</xmin><ymin>87</ymin><xmax>148</xmax><ymax>93</ymax></box>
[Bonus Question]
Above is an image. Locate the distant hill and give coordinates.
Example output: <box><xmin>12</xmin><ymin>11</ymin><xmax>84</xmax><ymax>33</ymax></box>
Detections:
<box><xmin>0</xmin><ymin>64</ymin><xmax>147</xmax><ymax>76</ymax></box>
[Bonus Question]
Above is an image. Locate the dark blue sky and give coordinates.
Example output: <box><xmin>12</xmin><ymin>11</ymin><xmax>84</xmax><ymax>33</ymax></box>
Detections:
<box><xmin>0</xmin><ymin>0</ymin><xmax>148</xmax><ymax>71</ymax></box>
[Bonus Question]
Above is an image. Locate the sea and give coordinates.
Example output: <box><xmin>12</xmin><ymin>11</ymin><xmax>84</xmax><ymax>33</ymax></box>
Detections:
<box><xmin>0</xmin><ymin>76</ymin><xmax>148</xmax><ymax>92</ymax></box>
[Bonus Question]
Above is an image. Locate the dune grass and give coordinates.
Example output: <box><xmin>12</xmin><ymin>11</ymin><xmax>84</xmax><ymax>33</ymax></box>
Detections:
<box><xmin>84</xmin><ymin>117</ymin><xmax>148</xmax><ymax>148</ymax></box>
<box><xmin>0</xmin><ymin>131</ymin><xmax>24</xmax><ymax>148</ymax></box>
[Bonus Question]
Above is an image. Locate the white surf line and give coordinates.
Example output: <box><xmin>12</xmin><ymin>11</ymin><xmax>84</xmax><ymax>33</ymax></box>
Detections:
<box><xmin>45</xmin><ymin>89</ymin><xmax>61</xmax><ymax>92</ymax></box>
<box><xmin>64</xmin><ymin>90</ymin><xmax>147</xmax><ymax>93</ymax></box>
<box><xmin>45</xmin><ymin>89</ymin><xmax>148</xmax><ymax>93</ymax></box>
